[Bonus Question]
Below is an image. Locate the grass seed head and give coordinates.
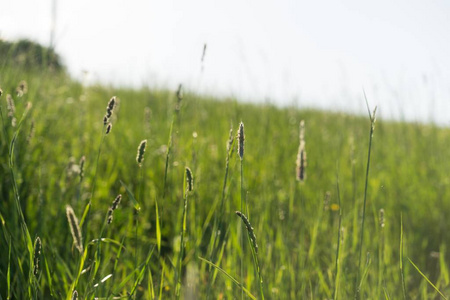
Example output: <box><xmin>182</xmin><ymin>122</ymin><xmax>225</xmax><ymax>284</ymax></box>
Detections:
<box><xmin>6</xmin><ymin>94</ymin><xmax>15</xmax><ymax>117</ymax></box>
<box><xmin>27</xmin><ymin>119</ymin><xmax>35</xmax><ymax>144</ymax></box>
<box><xmin>227</xmin><ymin>127</ymin><xmax>234</xmax><ymax>152</ymax></box>
<box><xmin>371</xmin><ymin>106</ymin><xmax>378</xmax><ymax>132</ymax></box>
<box><xmin>79</xmin><ymin>156</ymin><xmax>85</xmax><ymax>181</ymax></box>
<box><xmin>238</xmin><ymin>122</ymin><xmax>245</xmax><ymax>160</ymax></box>
<box><xmin>201</xmin><ymin>43</ymin><xmax>207</xmax><ymax>63</ymax></box>
<box><xmin>6</xmin><ymin>94</ymin><xmax>17</xmax><ymax>127</ymax></box>
<box><xmin>0</xmin><ymin>88</ymin><xmax>3</xmax><ymax>97</ymax></box>
<box><xmin>107</xmin><ymin>96</ymin><xmax>116</xmax><ymax>111</ymax></box>
<box><xmin>16</xmin><ymin>80</ymin><xmax>28</xmax><ymax>97</ymax></box>
<box><xmin>379</xmin><ymin>208</ymin><xmax>385</xmax><ymax>228</ymax></box>
<box><xmin>176</xmin><ymin>84</ymin><xmax>183</xmax><ymax>101</ymax></box>
<box><xmin>72</xmin><ymin>290</ymin><xmax>78</xmax><ymax>300</ymax></box>
<box><xmin>107</xmin><ymin>207</ymin><xmax>114</xmax><ymax>224</ymax></box>
<box><xmin>112</xmin><ymin>194</ymin><xmax>122</xmax><ymax>210</ymax></box>
<box><xmin>106</xmin><ymin>122</ymin><xmax>112</xmax><ymax>134</ymax></box>
<box><xmin>107</xmin><ymin>195</ymin><xmax>122</xmax><ymax>224</ymax></box>
<box><xmin>66</xmin><ymin>205</ymin><xmax>83</xmax><ymax>253</ymax></box>
<box><xmin>235</xmin><ymin>211</ymin><xmax>258</xmax><ymax>254</ymax></box>
<box><xmin>33</xmin><ymin>236</ymin><xmax>42</xmax><ymax>276</ymax></box>
<box><xmin>136</xmin><ymin>139</ymin><xmax>147</xmax><ymax>166</ymax></box>
<box><xmin>175</xmin><ymin>84</ymin><xmax>183</xmax><ymax>111</ymax></box>
<box><xmin>296</xmin><ymin>120</ymin><xmax>307</xmax><ymax>181</ymax></box>
<box><xmin>104</xmin><ymin>96</ymin><xmax>116</xmax><ymax>124</ymax></box>
<box><xmin>185</xmin><ymin>167</ymin><xmax>194</xmax><ymax>192</ymax></box>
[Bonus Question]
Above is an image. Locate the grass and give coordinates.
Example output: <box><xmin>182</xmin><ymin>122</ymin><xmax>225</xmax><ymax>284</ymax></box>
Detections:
<box><xmin>2</xmin><ymin>46</ymin><xmax>450</xmax><ymax>298</ymax></box>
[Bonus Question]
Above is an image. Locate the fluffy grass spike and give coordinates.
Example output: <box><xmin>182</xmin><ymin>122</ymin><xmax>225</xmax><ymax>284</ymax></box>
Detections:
<box><xmin>16</xmin><ymin>80</ymin><xmax>28</xmax><ymax>97</ymax></box>
<box><xmin>79</xmin><ymin>156</ymin><xmax>85</xmax><ymax>182</ymax></box>
<box><xmin>66</xmin><ymin>205</ymin><xmax>83</xmax><ymax>253</ymax></box>
<box><xmin>33</xmin><ymin>236</ymin><xmax>42</xmax><ymax>276</ymax></box>
<box><xmin>104</xmin><ymin>96</ymin><xmax>116</xmax><ymax>124</ymax></box>
<box><xmin>296</xmin><ymin>120</ymin><xmax>307</xmax><ymax>181</ymax></box>
<box><xmin>71</xmin><ymin>290</ymin><xmax>78</xmax><ymax>300</ymax></box>
<box><xmin>107</xmin><ymin>194</ymin><xmax>122</xmax><ymax>224</ymax></box>
<box><xmin>136</xmin><ymin>139</ymin><xmax>147</xmax><ymax>167</ymax></box>
<box><xmin>236</xmin><ymin>211</ymin><xmax>258</xmax><ymax>254</ymax></box>
<box><xmin>185</xmin><ymin>167</ymin><xmax>194</xmax><ymax>192</ymax></box>
<box><xmin>238</xmin><ymin>122</ymin><xmax>245</xmax><ymax>160</ymax></box>
<box><xmin>105</xmin><ymin>122</ymin><xmax>112</xmax><ymax>134</ymax></box>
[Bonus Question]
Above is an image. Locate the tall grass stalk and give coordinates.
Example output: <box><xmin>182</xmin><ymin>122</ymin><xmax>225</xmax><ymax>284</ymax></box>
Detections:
<box><xmin>0</xmin><ymin>102</ymin><xmax>34</xmax><ymax>297</ymax></box>
<box><xmin>333</xmin><ymin>173</ymin><xmax>343</xmax><ymax>300</ymax></box>
<box><xmin>207</xmin><ymin>126</ymin><xmax>235</xmax><ymax>291</ymax></box>
<box><xmin>79</xmin><ymin>128</ymin><xmax>105</xmax><ymax>236</ymax></box>
<box><xmin>236</xmin><ymin>211</ymin><xmax>264</xmax><ymax>299</ymax></box>
<box><xmin>175</xmin><ymin>167</ymin><xmax>193</xmax><ymax>299</ymax></box>
<box><xmin>378</xmin><ymin>208</ymin><xmax>385</xmax><ymax>299</ymax></box>
<box><xmin>75</xmin><ymin>97</ymin><xmax>114</xmax><ymax>296</ymax></box>
<box><xmin>7</xmin><ymin>234</ymin><xmax>11</xmax><ymax>300</ymax></box>
<box><xmin>80</xmin><ymin>96</ymin><xmax>116</xmax><ymax>235</ymax></box>
<box><xmin>86</xmin><ymin>194</ymin><xmax>121</xmax><ymax>298</ymax></box>
<box><xmin>163</xmin><ymin>86</ymin><xmax>182</xmax><ymax>199</ymax></box>
<box><xmin>134</xmin><ymin>139</ymin><xmax>147</xmax><ymax>298</ymax></box>
<box><xmin>162</xmin><ymin>115</ymin><xmax>174</xmax><ymax>200</ymax></box>
<box><xmin>355</xmin><ymin>95</ymin><xmax>377</xmax><ymax>298</ymax></box>
<box><xmin>400</xmin><ymin>213</ymin><xmax>407</xmax><ymax>300</ymax></box>
<box><xmin>238</xmin><ymin>121</ymin><xmax>245</xmax><ymax>300</ymax></box>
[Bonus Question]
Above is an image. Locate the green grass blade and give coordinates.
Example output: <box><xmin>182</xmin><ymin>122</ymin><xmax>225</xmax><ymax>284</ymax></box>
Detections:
<box><xmin>7</xmin><ymin>235</ymin><xmax>11</xmax><ymax>300</ymax></box>
<box><xmin>147</xmin><ymin>268</ymin><xmax>155</xmax><ymax>300</ymax></box>
<box><xmin>43</xmin><ymin>250</ymin><xmax>55</xmax><ymax>297</ymax></box>
<box><xmin>8</xmin><ymin>102</ymin><xmax>30</xmax><ymax>167</ymax></box>
<box><xmin>155</xmin><ymin>199</ymin><xmax>161</xmax><ymax>253</ymax></box>
<box><xmin>198</xmin><ymin>257</ymin><xmax>256</xmax><ymax>300</ymax></box>
<box><xmin>400</xmin><ymin>213</ymin><xmax>406</xmax><ymax>300</ymax></box>
<box><xmin>356</xmin><ymin>100</ymin><xmax>377</xmax><ymax>298</ymax></box>
<box><xmin>158</xmin><ymin>259</ymin><xmax>165</xmax><ymax>300</ymax></box>
<box><xmin>68</xmin><ymin>244</ymin><xmax>89</xmax><ymax>299</ymax></box>
<box><xmin>88</xmin><ymin>238</ymin><xmax>123</xmax><ymax>247</ymax></box>
<box><xmin>130</xmin><ymin>246</ymin><xmax>155</xmax><ymax>297</ymax></box>
<box><xmin>333</xmin><ymin>174</ymin><xmax>343</xmax><ymax>300</ymax></box>
<box><xmin>120</xmin><ymin>180</ymin><xmax>141</xmax><ymax>211</ymax></box>
<box><xmin>113</xmin><ymin>236</ymin><xmax>126</xmax><ymax>273</ymax></box>
<box><xmin>408</xmin><ymin>257</ymin><xmax>448</xmax><ymax>300</ymax></box>
<box><xmin>79</xmin><ymin>202</ymin><xmax>91</xmax><ymax>229</ymax></box>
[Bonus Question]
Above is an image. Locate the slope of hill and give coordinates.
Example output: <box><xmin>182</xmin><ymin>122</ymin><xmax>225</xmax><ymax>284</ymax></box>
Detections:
<box><xmin>1</xmin><ymin>40</ymin><xmax>450</xmax><ymax>299</ymax></box>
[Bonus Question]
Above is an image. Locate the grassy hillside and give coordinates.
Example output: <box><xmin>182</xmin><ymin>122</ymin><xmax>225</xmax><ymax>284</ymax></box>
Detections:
<box><xmin>1</xmin><ymin>42</ymin><xmax>450</xmax><ymax>299</ymax></box>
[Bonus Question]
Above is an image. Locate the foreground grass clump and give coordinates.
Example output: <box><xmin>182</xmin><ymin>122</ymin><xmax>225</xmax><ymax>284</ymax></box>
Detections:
<box><xmin>2</xmin><ymin>60</ymin><xmax>450</xmax><ymax>299</ymax></box>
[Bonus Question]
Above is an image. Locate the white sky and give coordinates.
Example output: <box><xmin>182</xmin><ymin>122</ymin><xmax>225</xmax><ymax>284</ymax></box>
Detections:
<box><xmin>1</xmin><ymin>0</ymin><xmax>450</xmax><ymax>124</ymax></box>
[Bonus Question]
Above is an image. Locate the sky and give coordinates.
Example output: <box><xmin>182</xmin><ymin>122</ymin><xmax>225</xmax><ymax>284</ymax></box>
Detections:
<box><xmin>1</xmin><ymin>0</ymin><xmax>450</xmax><ymax>124</ymax></box>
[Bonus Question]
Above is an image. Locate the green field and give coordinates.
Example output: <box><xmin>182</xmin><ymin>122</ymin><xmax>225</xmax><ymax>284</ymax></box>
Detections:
<box><xmin>1</xmin><ymin>41</ymin><xmax>450</xmax><ymax>299</ymax></box>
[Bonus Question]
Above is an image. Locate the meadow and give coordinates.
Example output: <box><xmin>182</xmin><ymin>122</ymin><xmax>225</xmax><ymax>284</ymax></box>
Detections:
<box><xmin>1</xmin><ymin>40</ymin><xmax>450</xmax><ymax>299</ymax></box>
